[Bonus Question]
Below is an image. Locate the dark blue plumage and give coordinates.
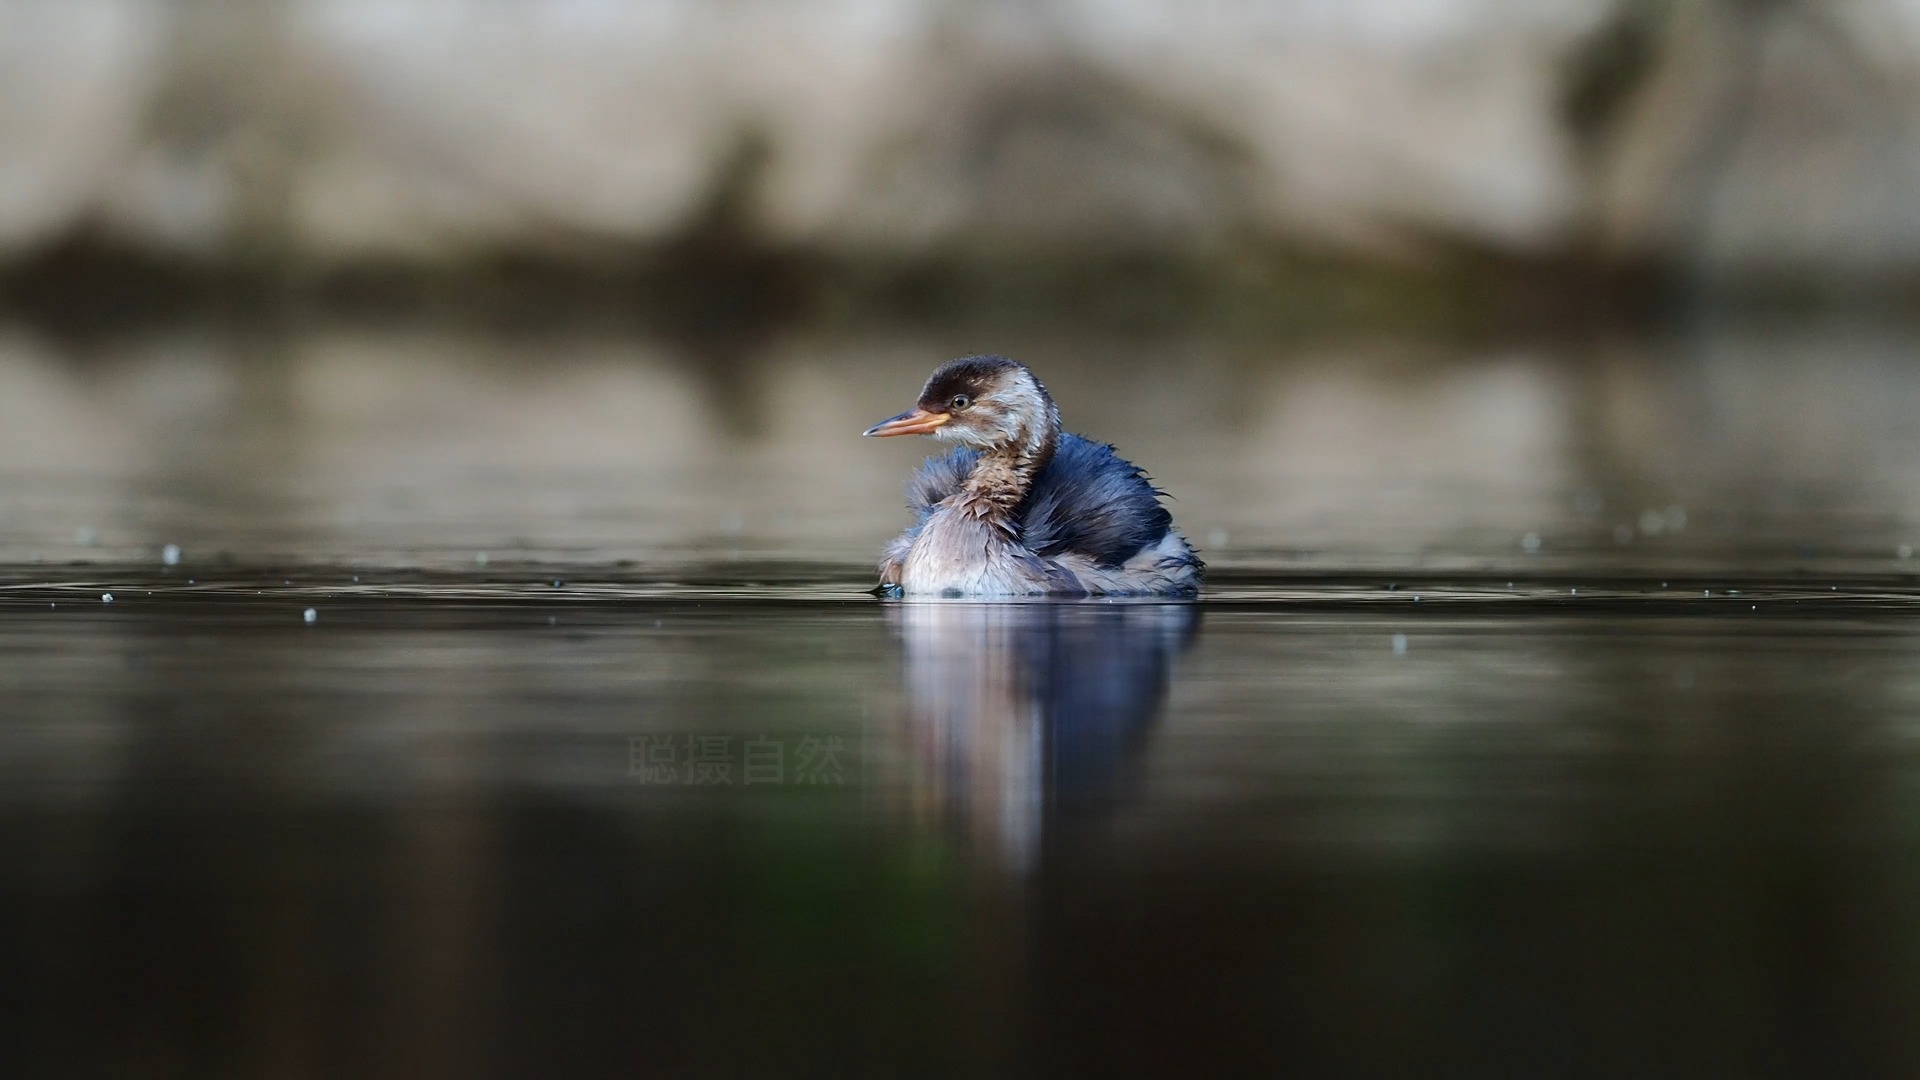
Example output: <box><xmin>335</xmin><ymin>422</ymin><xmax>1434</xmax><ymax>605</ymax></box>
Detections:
<box><xmin>869</xmin><ymin>354</ymin><xmax>1201</xmax><ymax>595</ymax></box>
<box><xmin>904</xmin><ymin>433</ymin><xmax>1176</xmax><ymax>568</ymax></box>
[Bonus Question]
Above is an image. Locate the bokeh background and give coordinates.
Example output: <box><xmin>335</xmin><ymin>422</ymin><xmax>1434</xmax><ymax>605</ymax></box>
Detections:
<box><xmin>4</xmin><ymin>0</ymin><xmax>1920</xmax><ymax>573</ymax></box>
<box><xmin>8</xmin><ymin>5</ymin><xmax>1920</xmax><ymax>1076</ymax></box>
<box><xmin>7</xmin><ymin>0</ymin><xmax>1920</xmax><ymax>276</ymax></box>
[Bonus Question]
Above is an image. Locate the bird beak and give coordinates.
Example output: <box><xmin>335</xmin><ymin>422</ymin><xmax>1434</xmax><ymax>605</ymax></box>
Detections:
<box><xmin>863</xmin><ymin>408</ymin><xmax>949</xmax><ymax>438</ymax></box>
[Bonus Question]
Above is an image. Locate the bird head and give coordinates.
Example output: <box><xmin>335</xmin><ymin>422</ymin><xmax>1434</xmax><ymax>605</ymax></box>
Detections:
<box><xmin>863</xmin><ymin>355</ymin><xmax>1057</xmax><ymax>451</ymax></box>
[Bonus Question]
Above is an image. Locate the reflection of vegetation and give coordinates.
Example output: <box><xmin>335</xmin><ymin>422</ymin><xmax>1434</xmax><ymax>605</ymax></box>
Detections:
<box><xmin>739</xmin><ymin>826</ymin><xmax>961</xmax><ymax>971</ymax></box>
<box><xmin>0</xmin><ymin>231</ymin><xmax>1661</xmax><ymax>348</ymax></box>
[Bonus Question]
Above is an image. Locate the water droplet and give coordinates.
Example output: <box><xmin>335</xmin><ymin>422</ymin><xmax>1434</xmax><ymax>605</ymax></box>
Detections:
<box><xmin>1521</xmin><ymin>533</ymin><xmax>1542</xmax><ymax>553</ymax></box>
<box><xmin>1900</xmin><ymin>544</ymin><xmax>1914</xmax><ymax>560</ymax></box>
<box><xmin>101</xmin><ymin>593</ymin><xmax>113</xmax><ymax>603</ymax></box>
<box><xmin>1391</xmin><ymin>633</ymin><xmax>1408</xmax><ymax>656</ymax></box>
<box><xmin>75</xmin><ymin>527</ymin><xmax>96</xmax><ymax>545</ymax></box>
<box><xmin>1206</xmin><ymin>529</ymin><xmax>1229</xmax><ymax>549</ymax></box>
<box><xmin>552</xmin><ymin>579</ymin><xmax>565</xmax><ymax>588</ymax></box>
<box><xmin>475</xmin><ymin>552</ymin><xmax>490</xmax><ymax>566</ymax></box>
<box><xmin>303</xmin><ymin>608</ymin><xmax>317</xmax><ymax>624</ymax></box>
<box><xmin>1574</xmin><ymin>489</ymin><xmax>1604</xmax><ymax>516</ymax></box>
<box><xmin>162</xmin><ymin>544</ymin><xmax>181</xmax><ymax>567</ymax></box>
<box><xmin>1638</xmin><ymin>509</ymin><xmax>1666</xmax><ymax>536</ymax></box>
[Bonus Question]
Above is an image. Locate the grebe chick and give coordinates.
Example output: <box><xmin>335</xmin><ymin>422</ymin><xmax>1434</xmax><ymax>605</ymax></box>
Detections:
<box><xmin>863</xmin><ymin>355</ymin><xmax>1203</xmax><ymax>597</ymax></box>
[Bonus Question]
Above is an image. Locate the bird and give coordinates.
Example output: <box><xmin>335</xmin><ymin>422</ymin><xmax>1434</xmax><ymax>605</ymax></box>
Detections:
<box><xmin>863</xmin><ymin>355</ymin><xmax>1203</xmax><ymax>597</ymax></box>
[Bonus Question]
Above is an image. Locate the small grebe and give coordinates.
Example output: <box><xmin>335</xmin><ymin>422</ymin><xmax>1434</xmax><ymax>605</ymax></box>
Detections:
<box><xmin>864</xmin><ymin>355</ymin><xmax>1203</xmax><ymax>597</ymax></box>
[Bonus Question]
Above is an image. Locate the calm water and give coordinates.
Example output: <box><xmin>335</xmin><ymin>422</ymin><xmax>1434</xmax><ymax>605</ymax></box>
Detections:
<box><xmin>5</xmin><ymin>316</ymin><xmax>1920</xmax><ymax>1074</ymax></box>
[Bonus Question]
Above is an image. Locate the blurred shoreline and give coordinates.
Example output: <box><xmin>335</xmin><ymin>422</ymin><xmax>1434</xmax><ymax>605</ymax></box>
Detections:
<box><xmin>0</xmin><ymin>229</ymin><xmax>1686</xmax><ymax>344</ymax></box>
<box><xmin>11</xmin><ymin>1</ymin><xmax>1920</xmax><ymax>340</ymax></box>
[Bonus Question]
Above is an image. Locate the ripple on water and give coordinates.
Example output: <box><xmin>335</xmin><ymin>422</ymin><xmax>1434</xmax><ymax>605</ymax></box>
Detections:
<box><xmin>3</xmin><ymin>564</ymin><xmax>1920</xmax><ymax>616</ymax></box>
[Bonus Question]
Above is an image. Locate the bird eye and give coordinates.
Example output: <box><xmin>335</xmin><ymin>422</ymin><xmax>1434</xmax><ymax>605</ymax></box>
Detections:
<box><xmin>949</xmin><ymin>395</ymin><xmax>970</xmax><ymax>410</ymax></box>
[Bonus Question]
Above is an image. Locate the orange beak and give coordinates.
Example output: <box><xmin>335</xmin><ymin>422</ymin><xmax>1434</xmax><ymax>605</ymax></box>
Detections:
<box><xmin>863</xmin><ymin>408</ymin><xmax>950</xmax><ymax>438</ymax></box>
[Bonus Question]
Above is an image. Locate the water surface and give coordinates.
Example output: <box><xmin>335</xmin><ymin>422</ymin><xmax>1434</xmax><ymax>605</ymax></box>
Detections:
<box><xmin>5</xmin><ymin>317</ymin><xmax>1920</xmax><ymax>1074</ymax></box>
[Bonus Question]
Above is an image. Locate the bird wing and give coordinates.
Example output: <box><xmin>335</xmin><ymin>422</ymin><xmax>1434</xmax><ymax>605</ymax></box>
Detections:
<box><xmin>901</xmin><ymin>436</ymin><xmax>1174</xmax><ymax>570</ymax></box>
<box><xmin>1019</xmin><ymin>435</ymin><xmax>1174</xmax><ymax>568</ymax></box>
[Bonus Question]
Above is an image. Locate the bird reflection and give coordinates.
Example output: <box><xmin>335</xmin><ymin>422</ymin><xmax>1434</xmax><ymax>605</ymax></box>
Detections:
<box><xmin>887</xmin><ymin>600</ymin><xmax>1198</xmax><ymax>872</ymax></box>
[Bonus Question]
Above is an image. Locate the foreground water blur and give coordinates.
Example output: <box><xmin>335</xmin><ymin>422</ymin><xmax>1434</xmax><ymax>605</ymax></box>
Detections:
<box><xmin>5</xmin><ymin>315</ymin><xmax>1920</xmax><ymax>1073</ymax></box>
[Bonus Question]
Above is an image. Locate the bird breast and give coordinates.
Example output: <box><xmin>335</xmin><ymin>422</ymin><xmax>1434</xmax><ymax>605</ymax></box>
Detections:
<box><xmin>900</xmin><ymin>509</ymin><xmax>1066</xmax><ymax>596</ymax></box>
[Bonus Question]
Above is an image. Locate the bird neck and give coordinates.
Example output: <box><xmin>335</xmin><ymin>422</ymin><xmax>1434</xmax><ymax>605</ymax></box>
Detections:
<box><xmin>957</xmin><ymin>407</ymin><xmax>1060</xmax><ymax>525</ymax></box>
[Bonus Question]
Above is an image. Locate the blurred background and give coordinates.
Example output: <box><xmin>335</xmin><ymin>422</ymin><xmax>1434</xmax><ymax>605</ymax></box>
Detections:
<box><xmin>8</xmin><ymin>2</ymin><xmax>1920</xmax><ymax>1076</ymax></box>
<box><xmin>10</xmin><ymin>0</ymin><xmax>1920</xmax><ymax>281</ymax></box>
<box><xmin>4</xmin><ymin>0</ymin><xmax>1920</xmax><ymax>569</ymax></box>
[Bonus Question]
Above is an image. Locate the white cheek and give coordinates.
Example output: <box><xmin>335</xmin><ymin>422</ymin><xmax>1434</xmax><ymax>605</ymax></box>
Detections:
<box><xmin>935</xmin><ymin>424</ymin><xmax>991</xmax><ymax>448</ymax></box>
